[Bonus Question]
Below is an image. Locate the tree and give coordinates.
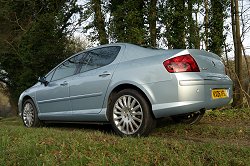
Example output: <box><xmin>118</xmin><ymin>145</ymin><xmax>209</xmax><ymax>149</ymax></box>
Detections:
<box><xmin>239</xmin><ymin>0</ymin><xmax>250</xmax><ymax>106</ymax></box>
<box><xmin>209</xmin><ymin>0</ymin><xmax>228</xmax><ymax>57</ymax></box>
<box><xmin>109</xmin><ymin>0</ymin><xmax>146</xmax><ymax>45</ymax></box>
<box><xmin>92</xmin><ymin>0</ymin><xmax>109</xmax><ymax>44</ymax></box>
<box><xmin>0</xmin><ymin>0</ymin><xmax>81</xmax><ymax>112</ymax></box>
<box><xmin>167</xmin><ymin>0</ymin><xmax>186</xmax><ymax>48</ymax></box>
<box><xmin>148</xmin><ymin>0</ymin><xmax>157</xmax><ymax>47</ymax></box>
<box><xmin>159</xmin><ymin>0</ymin><xmax>193</xmax><ymax>49</ymax></box>
<box><xmin>187</xmin><ymin>0</ymin><xmax>200</xmax><ymax>49</ymax></box>
<box><xmin>204</xmin><ymin>0</ymin><xmax>209</xmax><ymax>50</ymax></box>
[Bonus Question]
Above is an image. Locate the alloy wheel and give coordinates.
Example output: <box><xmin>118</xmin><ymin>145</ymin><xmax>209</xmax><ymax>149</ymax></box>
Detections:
<box><xmin>22</xmin><ymin>102</ymin><xmax>35</xmax><ymax>127</ymax></box>
<box><xmin>113</xmin><ymin>95</ymin><xmax>143</xmax><ymax>135</ymax></box>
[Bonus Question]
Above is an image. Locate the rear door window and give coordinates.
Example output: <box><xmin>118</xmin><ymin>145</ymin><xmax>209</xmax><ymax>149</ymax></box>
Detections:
<box><xmin>80</xmin><ymin>46</ymin><xmax>120</xmax><ymax>73</ymax></box>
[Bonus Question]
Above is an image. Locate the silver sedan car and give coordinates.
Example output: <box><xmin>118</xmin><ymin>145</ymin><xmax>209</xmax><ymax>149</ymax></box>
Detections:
<box><xmin>18</xmin><ymin>43</ymin><xmax>233</xmax><ymax>136</ymax></box>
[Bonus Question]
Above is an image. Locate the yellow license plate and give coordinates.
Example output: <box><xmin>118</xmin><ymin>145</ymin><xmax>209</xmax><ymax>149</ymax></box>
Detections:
<box><xmin>212</xmin><ymin>89</ymin><xmax>228</xmax><ymax>99</ymax></box>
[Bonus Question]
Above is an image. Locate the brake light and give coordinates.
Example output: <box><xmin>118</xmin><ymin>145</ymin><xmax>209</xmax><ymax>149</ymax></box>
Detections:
<box><xmin>163</xmin><ymin>54</ymin><xmax>200</xmax><ymax>73</ymax></box>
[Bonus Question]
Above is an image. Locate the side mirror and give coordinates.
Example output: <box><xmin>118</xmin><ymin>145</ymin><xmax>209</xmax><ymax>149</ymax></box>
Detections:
<box><xmin>38</xmin><ymin>76</ymin><xmax>49</xmax><ymax>86</ymax></box>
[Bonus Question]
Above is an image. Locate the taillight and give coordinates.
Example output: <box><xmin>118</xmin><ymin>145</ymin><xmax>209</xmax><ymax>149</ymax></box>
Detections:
<box><xmin>163</xmin><ymin>54</ymin><xmax>200</xmax><ymax>73</ymax></box>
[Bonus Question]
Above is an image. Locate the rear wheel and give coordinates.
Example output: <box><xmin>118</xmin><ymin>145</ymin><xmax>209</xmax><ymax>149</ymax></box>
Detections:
<box><xmin>171</xmin><ymin>110</ymin><xmax>205</xmax><ymax>124</ymax></box>
<box><xmin>108</xmin><ymin>89</ymin><xmax>155</xmax><ymax>136</ymax></box>
<box><xmin>22</xmin><ymin>99</ymin><xmax>43</xmax><ymax>127</ymax></box>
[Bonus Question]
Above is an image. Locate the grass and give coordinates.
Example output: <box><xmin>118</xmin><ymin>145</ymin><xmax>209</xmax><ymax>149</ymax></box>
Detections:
<box><xmin>0</xmin><ymin>109</ymin><xmax>250</xmax><ymax>166</ymax></box>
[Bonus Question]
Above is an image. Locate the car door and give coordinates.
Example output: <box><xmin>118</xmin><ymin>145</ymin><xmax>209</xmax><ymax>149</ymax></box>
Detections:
<box><xmin>69</xmin><ymin>46</ymin><xmax>121</xmax><ymax>120</ymax></box>
<box><xmin>36</xmin><ymin>53</ymin><xmax>83</xmax><ymax>120</ymax></box>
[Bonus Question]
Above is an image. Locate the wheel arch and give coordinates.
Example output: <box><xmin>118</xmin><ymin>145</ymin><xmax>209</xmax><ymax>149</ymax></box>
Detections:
<box><xmin>20</xmin><ymin>95</ymin><xmax>37</xmax><ymax>114</ymax></box>
<box><xmin>106</xmin><ymin>83</ymin><xmax>155</xmax><ymax>120</ymax></box>
<box><xmin>22</xmin><ymin>95</ymin><xmax>33</xmax><ymax>106</ymax></box>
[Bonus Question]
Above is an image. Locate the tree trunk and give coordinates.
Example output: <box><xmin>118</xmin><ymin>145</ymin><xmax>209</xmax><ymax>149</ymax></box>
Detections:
<box><xmin>149</xmin><ymin>0</ymin><xmax>157</xmax><ymax>47</ymax></box>
<box><xmin>241</xmin><ymin>42</ymin><xmax>250</xmax><ymax>105</ymax></box>
<box><xmin>241</xmin><ymin>43</ymin><xmax>250</xmax><ymax>79</ymax></box>
<box><xmin>92</xmin><ymin>0</ymin><xmax>108</xmax><ymax>44</ymax></box>
<box><xmin>204</xmin><ymin>0</ymin><xmax>209</xmax><ymax>50</ymax></box>
<box><xmin>232</xmin><ymin>0</ymin><xmax>244</xmax><ymax>108</ymax></box>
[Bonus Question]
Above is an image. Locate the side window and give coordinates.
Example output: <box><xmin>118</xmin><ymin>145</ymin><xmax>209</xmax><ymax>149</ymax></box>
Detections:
<box><xmin>51</xmin><ymin>53</ymin><xmax>84</xmax><ymax>81</ymax></box>
<box><xmin>80</xmin><ymin>46</ymin><xmax>120</xmax><ymax>73</ymax></box>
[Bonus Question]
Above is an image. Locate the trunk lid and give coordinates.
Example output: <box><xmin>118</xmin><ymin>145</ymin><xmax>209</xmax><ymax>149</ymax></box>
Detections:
<box><xmin>187</xmin><ymin>49</ymin><xmax>225</xmax><ymax>75</ymax></box>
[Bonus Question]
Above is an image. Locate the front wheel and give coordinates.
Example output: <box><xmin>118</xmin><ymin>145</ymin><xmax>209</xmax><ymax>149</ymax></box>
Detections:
<box><xmin>171</xmin><ymin>110</ymin><xmax>205</xmax><ymax>124</ymax></box>
<box><xmin>108</xmin><ymin>89</ymin><xmax>155</xmax><ymax>136</ymax></box>
<box><xmin>22</xmin><ymin>99</ymin><xmax>43</xmax><ymax>127</ymax></box>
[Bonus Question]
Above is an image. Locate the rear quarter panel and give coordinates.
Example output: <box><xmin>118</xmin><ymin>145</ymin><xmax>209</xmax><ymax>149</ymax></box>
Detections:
<box><xmin>104</xmin><ymin>46</ymin><xmax>232</xmax><ymax>119</ymax></box>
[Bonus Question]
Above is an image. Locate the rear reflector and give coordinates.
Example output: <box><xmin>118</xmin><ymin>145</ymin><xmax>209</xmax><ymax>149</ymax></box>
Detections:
<box><xmin>163</xmin><ymin>54</ymin><xmax>200</xmax><ymax>73</ymax></box>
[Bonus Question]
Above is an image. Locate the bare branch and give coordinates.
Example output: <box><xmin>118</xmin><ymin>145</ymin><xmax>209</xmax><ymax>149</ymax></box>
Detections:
<box><xmin>241</xmin><ymin>42</ymin><xmax>250</xmax><ymax>79</ymax></box>
<box><xmin>4</xmin><ymin>40</ymin><xmax>19</xmax><ymax>55</ymax></box>
<box><xmin>14</xmin><ymin>13</ymin><xmax>26</xmax><ymax>31</ymax></box>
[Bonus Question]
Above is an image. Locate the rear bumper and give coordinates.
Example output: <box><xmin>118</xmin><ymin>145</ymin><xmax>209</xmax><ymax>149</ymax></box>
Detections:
<box><xmin>148</xmin><ymin>77</ymin><xmax>233</xmax><ymax>118</ymax></box>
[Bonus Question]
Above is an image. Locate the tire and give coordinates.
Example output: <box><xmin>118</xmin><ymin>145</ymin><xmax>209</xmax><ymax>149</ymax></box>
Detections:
<box><xmin>22</xmin><ymin>99</ymin><xmax>43</xmax><ymax>127</ymax></box>
<box><xmin>108</xmin><ymin>89</ymin><xmax>155</xmax><ymax>136</ymax></box>
<box><xmin>171</xmin><ymin>110</ymin><xmax>205</xmax><ymax>124</ymax></box>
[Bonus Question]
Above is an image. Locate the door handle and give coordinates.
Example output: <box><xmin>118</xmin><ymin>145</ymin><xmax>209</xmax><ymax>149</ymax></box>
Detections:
<box><xmin>99</xmin><ymin>71</ymin><xmax>111</xmax><ymax>77</ymax></box>
<box><xmin>60</xmin><ymin>81</ymin><xmax>68</xmax><ymax>86</ymax></box>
